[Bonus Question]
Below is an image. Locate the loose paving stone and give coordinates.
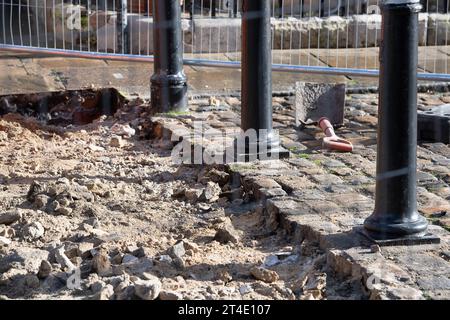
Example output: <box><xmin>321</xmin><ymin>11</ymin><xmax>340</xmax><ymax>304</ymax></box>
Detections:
<box><xmin>250</xmin><ymin>266</ymin><xmax>280</xmax><ymax>283</ymax></box>
<box><xmin>22</xmin><ymin>222</ymin><xmax>45</xmax><ymax>240</ymax></box>
<box><xmin>134</xmin><ymin>275</ymin><xmax>162</xmax><ymax>300</ymax></box>
<box><xmin>214</xmin><ymin>219</ymin><xmax>240</xmax><ymax>244</ymax></box>
<box><xmin>0</xmin><ymin>210</ymin><xmax>22</xmax><ymax>225</ymax></box>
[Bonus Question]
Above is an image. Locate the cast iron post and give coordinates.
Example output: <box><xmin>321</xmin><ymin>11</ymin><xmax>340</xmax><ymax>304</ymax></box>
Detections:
<box><xmin>363</xmin><ymin>0</ymin><xmax>435</xmax><ymax>242</ymax></box>
<box><xmin>238</xmin><ymin>0</ymin><xmax>288</xmax><ymax>161</ymax></box>
<box><xmin>151</xmin><ymin>0</ymin><xmax>187</xmax><ymax>113</ymax></box>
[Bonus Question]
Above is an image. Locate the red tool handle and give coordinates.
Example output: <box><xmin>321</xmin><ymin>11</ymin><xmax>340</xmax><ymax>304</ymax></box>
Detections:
<box><xmin>318</xmin><ymin>117</ymin><xmax>336</xmax><ymax>138</ymax></box>
<box><xmin>318</xmin><ymin>117</ymin><xmax>353</xmax><ymax>152</ymax></box>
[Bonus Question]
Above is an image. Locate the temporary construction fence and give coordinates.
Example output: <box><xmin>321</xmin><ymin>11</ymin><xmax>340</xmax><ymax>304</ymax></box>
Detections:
<box><xmin>0</xmin><ymin>0</ymin><xmax>450</xmax><ymax>81</ymax></box>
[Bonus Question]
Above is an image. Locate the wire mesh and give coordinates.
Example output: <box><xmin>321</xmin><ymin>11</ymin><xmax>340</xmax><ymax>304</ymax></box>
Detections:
<box><xmin>0</xmin><ymin>0</ymin><xmax>449</xmax><ymax>79</ymax></box>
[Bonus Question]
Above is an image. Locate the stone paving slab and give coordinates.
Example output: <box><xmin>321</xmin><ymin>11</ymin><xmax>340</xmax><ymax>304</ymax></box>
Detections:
<box><xmin>151</xmin><ymin>91</ymin><xmax>450</xmax><ymax>299</ymax></box>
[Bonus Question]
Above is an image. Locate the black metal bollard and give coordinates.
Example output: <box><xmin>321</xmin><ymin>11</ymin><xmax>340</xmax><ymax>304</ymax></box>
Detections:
<box><xmin>237</xmin><ymin>0</ymin><xmax>288</xmax><ymax>161</ymax></box>
<box><xmin>363</xmin><ymin>0</ymin><xmax>437</xmax><ymax>243</ymax></box>
<box><xmin>151</xmin><ymin>0</ymin><xmax>188</xmax><ymax>113</ymax></box>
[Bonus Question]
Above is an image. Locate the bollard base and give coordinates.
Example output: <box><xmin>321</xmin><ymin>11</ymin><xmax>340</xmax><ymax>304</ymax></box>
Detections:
<box><xmin>355</xmin><ymin>226</ymin><xmax>440</xmax><ymax>247</ymax></box>
<box><xmin>150</xmin><ymin>71</ymin><xmax>188</xmax><ymax>114</ymax></box>
<box><xmin>232</xmin><ymin>147</ymin><xmax>291</xmax><ymax>163</ymax></box>
<box><xmin>230</xmin><ymin>138</ymin><xmax>290</xmax><ymax>163</ymax></box>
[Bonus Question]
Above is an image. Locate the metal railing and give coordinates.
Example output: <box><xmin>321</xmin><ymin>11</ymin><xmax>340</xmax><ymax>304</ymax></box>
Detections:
<box><xmin>1</xmin><ymin>0</ymin><xmax>450</xmax><ymax>81</ymax></box>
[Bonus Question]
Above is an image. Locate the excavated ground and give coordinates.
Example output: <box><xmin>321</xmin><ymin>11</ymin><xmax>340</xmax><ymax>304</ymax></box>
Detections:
<box><xmin>0</xmin><ymin>92</ymin><xmax>364</xmax><ymax>300</ymax></box>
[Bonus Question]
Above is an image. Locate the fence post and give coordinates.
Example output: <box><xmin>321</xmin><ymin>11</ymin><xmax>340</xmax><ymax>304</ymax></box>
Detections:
<box><xmin>363</xmin><ymin>0</ymin><xmax>438</xmax><ymax>243</ymax></box>
<box><xmin>117</xmin><ymin>0</ymin><xmax>129</xmax><ymax>54</ymax></box>
<box><xmin>232</xmin><ymin>0</ymin><xmax>238</xmax><ymax>17</ymax></box>
<box><xmin>238</xmin><ymin>0</ymin><xmax>288</xmax><ymax>161</ymax></box>
<box><xmin>151</xmin><ymin>0</ymin><xmax>188</xmax><ymax>113</ymax></box>
<box><xmin>211</xmin><ymin>0</ymin><xmax>216</xmax><ymax>17</ymax></box>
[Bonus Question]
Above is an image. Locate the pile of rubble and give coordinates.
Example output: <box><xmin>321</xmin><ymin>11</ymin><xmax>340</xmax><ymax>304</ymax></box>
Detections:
<box><xmin>0</xmin><ymin>103</ymin><xmax>367</xmax><ymax>300</ymax></box>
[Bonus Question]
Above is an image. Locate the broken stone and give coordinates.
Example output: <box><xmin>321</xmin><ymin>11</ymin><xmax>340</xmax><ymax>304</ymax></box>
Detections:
<box><xmin>90</xmin><ymin>281</ymin><xmax>106</xmax><ymax>294</ymax></box>
<box><xmin>111</xmin><ymin>123</ymin><xmax>136</xmax><ymax>138</ymax></box>
<box><xmin>0</xmin><ymin>247</ymin><xmax>50</xmax><ymax>273</ymax></box>
<box><xmin>201</xmin><ymin>182</ymin><xmax>222</xmax><ymax>203</ymax></box>
<box><xmin>250</xmin><ymin>266</ymin><xmax>279</xmax><ymax>283</ymax></box>
<box><xmin>34</xmin><ymin>194</ymin><xmax>50</xmax><ymax>209</ymax></box>
<box><xmin>132</xmin><ymin>246</ymin><xmax>151</xmax><ymax>258</ymax></box>
<box><xmin>183</xmin><ymin>240</ymin><xmax>199</xmax><ymax>254</ymax></box>
<box><xmin>56</xmin><ymin>207</ymin><xmax>73</xmax><ymax>216</ymax></box>
<box><xmin>171</xmin><ymin>187</ymin><xmax>185</xmax><ymax>199</ymax></box>
<box><xmin>198</xmin><ymin>203</ymin><xmax>212</xmax><ymax>212</ymax></box>
<box><xmin>92</xmin><ymin>250</ymin><xmax>112</xmax><ymax>277</ymax></box>
<box><xmin>173</xmin><ymin>257</ymin><xmax>186</xmax><ymax>269</ymax></box>
<box><xmin>0</xmin><ymin>236</ymin><xmax>11</xmax><ymax>247</ymax></box>
<box><xmin>214</xmin><ymin>219</ymin><xmax>240</xmax><ymax>244</ymax></box>
<box><xmin>78</xmin><ymin>242</ymin><xmax>95</xmax><ymax>259</ymax></box>
<box><xmin>0</xmin><ymin>226</ymin><xmax>15</xmax><ymax>238</ymax></box>
<box><xmin>64</xmin><ymin>246</ymin><xmax>81</xmax><ymax>260</ymax></box>
<box><xmin>22</xmin><ymin>221</ymin><xmax>45</xmax><ymax>240</ymax></box>
<box><xmin>303</xmin><ymin>272</ymin><xmax>327</xmax><ymax>299</ymax></box>
<box><xmin>185</xmin><ymin>188</ymin><xmax>203</xmax><ymax>202</ymax></box>
<box><xmin>49</xmin><ymin>200</ymin><xmax>61</xmax><ymax>213</ymax></box>
<box><xmin>111</xmin><ymin>253</ymin><xmax>123</xmax><ymax>265</ymax></box>
<box><xmin>217</xmin><ymin>269</ymin><xmax>233</xmax><ymax>282</ymax></box>
<box><xmin>88</xmin><ymin>144</ymin><xmax>105</xmax><ymax>152</ymax></box>
<box><xmin>92</xmin><ymin>284</ymin><xmax>114</xmax><ymax>300</ymax></box>
<box><xmin>122</xmin><ymin>254</ymin><xmax>139</xmax><ymax>264</ymax></box>
<box><xmin>263</xmin><ymin>255</ymin><xmax>280</xmax><ymax>267</ymax></box>
<box><xmin>134</xmin><ymin>275</ymin><xmax>162</xmax><ymax>300</ymax></box>
<box><xmin>37</xmin><ymin>260</ymin><xmax>52</xmax><ymax>279</ymax></box>
<box><xmin>300</xmin><ymin>293</ymin><xmax>317</xmax><ymax>300</ymax></box>
<box><xmin>370</xmin><ymin>283</ymin><xmax>424</xmax><ymax>300</ymax></box>
<box><xmin>24</xmin><ymin>274</ymin><xmax>40</xmax><ymax>289</ymax></box>
<box><xmin>27</xmin><ymin>181</ymin><xmax>47</xmax><ymax>202</ymax></box>
<box><xmin>114</xmin><ymin>257</ymin><xmax>154</xmax><ymax>276</ymax></box>
<box><xmin>157</xmin><ymin>255</ymin><xmax>173</xmax><ymax>264</ymax></box>
<box><xmin>198</xmin><ymin>169</ymin><xmax>230</xmax><ymax>186</ymax></box>
<box><xmin>110</xmin><ymin>135</ymin><xmax>125</xmax><ymax>148</ymax></box>
<box><xmin>159</xmin><ymin>290</ymin><xmax>183</xmax><ymax>300</ymax></box>
<box><xmin>168</xmin><ymin>241</ymin><xmax>186</xmax><ymax>260</ymax></box>
<box><xmin>115</xmin><ymin>284</ymin><xmax>135</xmax><ymax>300</ymax></box>
<box><xmin>239</xmin><ymin>284</ymin><xmax>253</xmax><ymax>295</ymax></box>
<box><xmin>0</xmin><ymin>210</ymin><xmax>22</xmax><ymax>225</ymax></box>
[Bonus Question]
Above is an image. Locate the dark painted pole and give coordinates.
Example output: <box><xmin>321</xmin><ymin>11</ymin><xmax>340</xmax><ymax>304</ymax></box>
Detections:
<box><xmin>240</xmin><ymin>0</ymin><xmax>282</xmax><ymax>157</ymax></box>
<box><xmin>211</xmin><ymin>0</ymin><xmax>216</xmax><ymax>17</ymax></box>
<box><xmin>151</xmin><ymin>0</ymin><xmax>187</xmax><ymax>113</ymax></box>
<box><xmin>232</xmin><ymin>0</ymin><xmax>238</xmax><ymax>17</ymax></box>
<box><xmin>117</xmin><ymin>0</ymin><xmax>128</xmax><ymax>54</ymax></box>
<box><xmin>364</xmin><ymin>0</ymin><xmax>428</xmax><ymax>240</ymax></box>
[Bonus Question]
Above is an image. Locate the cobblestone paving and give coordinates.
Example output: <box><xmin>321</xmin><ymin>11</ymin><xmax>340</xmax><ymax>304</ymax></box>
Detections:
<box><xmin>152</xmin><ymin>91</ymin><xmax>450</xmax><ymax>299</ymax></box>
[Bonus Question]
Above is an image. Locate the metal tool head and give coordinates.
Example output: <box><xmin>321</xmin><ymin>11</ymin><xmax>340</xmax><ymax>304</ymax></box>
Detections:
<box><xmin>295</xmin><ymin>82</ymin><xmax>346</xmax><ymax>127</ymax></box>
